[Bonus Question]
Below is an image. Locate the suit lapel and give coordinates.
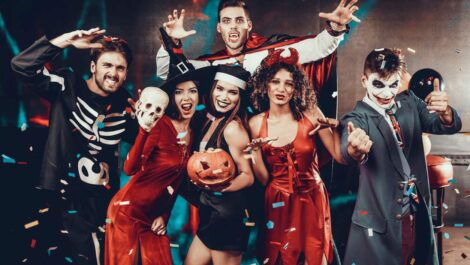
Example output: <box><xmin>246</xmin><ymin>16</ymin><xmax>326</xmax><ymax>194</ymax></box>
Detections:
<box><xmin>357</xmin><ymin>102</ymin><xmax>406</xmax><ymax>180</ymax></box>
<box><xmin>395</xmin><ymin>93</ymin><xmax>414</xmax><ymax>158</ymax></box>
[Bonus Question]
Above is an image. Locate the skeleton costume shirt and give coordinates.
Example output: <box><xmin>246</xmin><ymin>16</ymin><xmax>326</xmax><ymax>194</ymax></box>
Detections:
<box><xmin>11</xmin><ymin>36</ymin><xmax>137</xmax><ymax>264</ymax></box>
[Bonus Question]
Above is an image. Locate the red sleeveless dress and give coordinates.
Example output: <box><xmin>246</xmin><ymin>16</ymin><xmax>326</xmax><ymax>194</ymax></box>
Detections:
<box><xmin>259</xmin><ymin>112</ymin><xmax>333</xmax><ymax>265</ymax></box>
<box><xmin>105</xmin><ymin>116</ymin><xmax>192</xmax><ymax>265</ymax></box>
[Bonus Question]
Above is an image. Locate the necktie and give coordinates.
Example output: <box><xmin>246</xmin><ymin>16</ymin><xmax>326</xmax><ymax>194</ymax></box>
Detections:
<box><xmin>385</xmin><ymin>105</ymin><xmax>405</xmax><ymax>149</ymax></box>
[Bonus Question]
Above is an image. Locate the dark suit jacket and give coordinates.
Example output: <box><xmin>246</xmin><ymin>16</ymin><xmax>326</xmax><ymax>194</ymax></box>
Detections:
<box><xmin>340</xmin><ymin>90</ymin><xmax>461</xmax><ymax>265</ymax></box>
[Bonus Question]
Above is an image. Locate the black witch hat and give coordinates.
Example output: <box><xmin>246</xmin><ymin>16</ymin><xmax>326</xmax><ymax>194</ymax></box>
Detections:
<box><xmin>159</xmin><ymin>27</ymin><xmax>216</xmax><ymax>94</ymax></box>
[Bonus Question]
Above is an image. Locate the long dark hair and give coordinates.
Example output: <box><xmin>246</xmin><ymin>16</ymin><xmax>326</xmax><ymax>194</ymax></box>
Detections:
<box><xmin>206</xmin><ymin>81</ymin><xmax>249</xmax><ymax>147</ymax></box>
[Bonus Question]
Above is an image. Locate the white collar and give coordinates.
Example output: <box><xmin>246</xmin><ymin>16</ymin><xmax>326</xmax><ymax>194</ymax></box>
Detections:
<box><xmin>362</xmin><ymin>94</ymin><xmax>395</xmax><ymax>118</ymax></box>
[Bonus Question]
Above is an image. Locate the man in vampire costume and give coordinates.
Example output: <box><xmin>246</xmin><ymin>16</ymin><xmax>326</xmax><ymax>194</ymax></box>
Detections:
<box><xmin>340</xmin><ymin>48</ymin><xmax>462</xmax><ymax>265</ymax></box>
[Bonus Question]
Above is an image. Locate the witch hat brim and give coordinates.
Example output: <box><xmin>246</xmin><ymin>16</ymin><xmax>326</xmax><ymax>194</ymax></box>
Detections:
<box><xmin>161</xmin><ymin>65</ymin><xmax>217</xmax><ymax>95</ymax></box>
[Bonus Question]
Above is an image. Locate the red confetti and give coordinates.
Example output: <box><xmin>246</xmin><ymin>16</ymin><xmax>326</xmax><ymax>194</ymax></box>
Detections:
<box><xmin>17</xmin><ymin>161</ymin><xmax>28</xmax><ymax>165</ymax></box>
<box><xmin>359</xmin><ymin>210</ymin><xmax>368</xmax><ymax>215</ymax></box>
<box><xmin>31</xmin><ymin>239</ymin><xmax>37</xmax><ymax>248</ymax></box>
<box><xmin>104</xmin><ymin>184</ymin><xmax>111</xmax><ymax>190</ymax></box>
<box><xmin>106</xmin><ymin>104</ymin><xmax>112</xmax><ymax>112</ymax></box>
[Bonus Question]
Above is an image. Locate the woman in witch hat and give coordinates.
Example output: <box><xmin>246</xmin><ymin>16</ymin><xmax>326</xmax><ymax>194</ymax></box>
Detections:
<box><xmin>104</xmin><ymin>33</ymin><xmax>216</xmax><ymax>264</ymax></box>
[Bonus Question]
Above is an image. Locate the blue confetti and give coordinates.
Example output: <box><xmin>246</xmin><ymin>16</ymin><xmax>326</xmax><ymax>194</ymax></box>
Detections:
<box><xmin>213</xmin><ymin>192</ymin><xmax>223</xmax><ymax>196</ymax></box>
<box><xmin>98</xmin><ymin>122</ymin><xmax>104</xmax><ymax>129</ymax></box>
<box><xmin>266</xmin><ymin>220</ymin><xmax>274</xmax><ymax>229</ymax></box>
<box><xmin>448</xmin><ymin>179</ymin><xmax>457</xmax><ymax>183</ymax></box>
<box><xmin>76</xmin><ymin>153</ymin><xmax>81</xmax><ymax>158</ymax></box>
<box><xmin>444</xmin><ymin>232</ymin><xmax>450</xmax><ymax>239</ymax></box>
<box><xmin>272</xmin><ymin>201</ymin><xmax>285</xmax><ymax>208</ymax></box>
<box><xmin>247</xmin><ymin>106</ymin><xmax>254</xmax><ymax>113</ymax></box>
<box><xmin>2</xmin><ymin>154</ymin><xmax>16</xmax><ymax>164</ymax></box>
<box><xmin>405</xmin><ymin>186</ymin><xmax>414</xmax><ymax>196</ymax></box>
<box><xmin>454</xmin><ymin>223</ymin><xmax>464</xmax><ymax>227</ymax></box>
<box><xmin>68</xmin><ymin>210</ymin><xmax>77</xmax><ymax>214</ymax></box>
<box><xmin>68</xmin><ymin>172</ymin><xmax>76</xmax><ymax>178</ymax></box>
<box><xmin>65</xmin><ymin>256</ymin><xmax>73</xmax><ymax>263</ymax></box>
<box><xmin>443</xmin><ymin>203</ymin><xmax>448</xmax><ymax>209</ymax></box>
<box><xmin>196</xmin><ymin>104</ymin><xmax>206</xmax><ymax>111</ymax></box>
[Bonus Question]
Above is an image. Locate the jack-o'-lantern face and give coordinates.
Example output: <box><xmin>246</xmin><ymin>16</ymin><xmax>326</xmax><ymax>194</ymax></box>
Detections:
<box><xmin>187</xmin><ymin>148</ymin><xmax>236</xmax><ymax>188</ymax></box>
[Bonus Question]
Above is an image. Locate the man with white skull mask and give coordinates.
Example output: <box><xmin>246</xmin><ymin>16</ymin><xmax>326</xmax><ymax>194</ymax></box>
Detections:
<box><xmin>339</xmin><ymin>48</ymin><xmax>462</xmax><ymax>265</ymax></box>
<box><xmin>135</xmin><ymin>87</ymin><xmax>170</xmax><ymax>132</ymax></box>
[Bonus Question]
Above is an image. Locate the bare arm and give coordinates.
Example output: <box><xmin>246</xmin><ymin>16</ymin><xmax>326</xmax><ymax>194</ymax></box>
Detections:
<box><xmin>246</xmin><ymin>114</ymin><xmax>270</xmax><ymax>186</ymax></box>
<box><xmin>220</xmin><ymin>120</ymin><xmax>255</xmax><ymax>192</ymax></box>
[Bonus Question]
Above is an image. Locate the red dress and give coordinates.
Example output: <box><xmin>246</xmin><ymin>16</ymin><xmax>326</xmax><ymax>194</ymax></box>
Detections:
<box><xmin>105</xmin><ymin>116</ymin><xmax>192</xmax><ymax>265</ymax></box>
<box><xmin>259</xmin><ymin>112</ymin><xmax>333</xmax><ymax>265</ymax></box>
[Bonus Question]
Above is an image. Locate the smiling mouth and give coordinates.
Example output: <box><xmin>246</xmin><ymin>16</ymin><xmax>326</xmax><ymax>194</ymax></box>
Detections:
<box><xmin>374</xmin><ymin>95</ymin><xmax>393</xmax><ymax>105</ymax></box>
<box><xmin>105</xmin><ymin>77</ymin><xmax>118</xmax><ymax>86</ymax></box>
<box><xmin>275</xmin><ymin>94</ymin><xmax>285</xmax><ymax>100</ymax></box>
<box><xmin>216</xmin><ymin>100</ymin><xmax>230</xmax><ymax>108</ymax></box>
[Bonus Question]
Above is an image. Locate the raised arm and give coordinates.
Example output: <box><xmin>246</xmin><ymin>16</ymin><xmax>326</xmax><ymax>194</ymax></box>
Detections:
<box><xmin>11</xmin><ymin>28</ymin><xmax>105</xmax><ymax>101</ymax></box>
<box><xmin>219</xmin><ymin>120</ymin><xmax>255</xmax><ymax>192</ymax></box>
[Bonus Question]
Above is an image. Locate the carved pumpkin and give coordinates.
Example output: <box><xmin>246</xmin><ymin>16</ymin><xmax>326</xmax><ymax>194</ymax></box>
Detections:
<box><xmin>187</xmin><ymin>148</ymin><xmax>236</xmax><ymax>188</ymax></box>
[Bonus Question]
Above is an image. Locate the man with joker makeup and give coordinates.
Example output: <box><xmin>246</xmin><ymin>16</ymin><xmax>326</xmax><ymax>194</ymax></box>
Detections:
<box><xmin>339</xmin><ymin>48</ymin><xmax>461</xmax><ymax>265</ymax></box>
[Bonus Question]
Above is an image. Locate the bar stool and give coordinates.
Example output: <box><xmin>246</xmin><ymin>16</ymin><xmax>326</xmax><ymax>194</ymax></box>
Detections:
<box><xmin>427</xmin><ymin>155</ymin><xmax>454</xmax><ymax>265</ymax></box>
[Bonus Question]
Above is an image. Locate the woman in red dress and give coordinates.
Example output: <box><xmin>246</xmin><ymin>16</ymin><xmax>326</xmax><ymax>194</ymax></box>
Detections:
<box><xmin>104</xmin><ymin>65</ymin><xmax>215</xmax><ymax>265</ymax></box>
<box><xmin>247</xmin><ymin>49</ymin><xmax>343</xmax><ymax>265</ymax></box>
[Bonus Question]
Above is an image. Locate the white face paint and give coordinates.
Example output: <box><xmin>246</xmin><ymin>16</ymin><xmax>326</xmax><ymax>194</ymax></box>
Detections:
<box><xmin>362</xmin><ymin>72</ymin><xmax>401</xmax><ymax>109</ymax></box>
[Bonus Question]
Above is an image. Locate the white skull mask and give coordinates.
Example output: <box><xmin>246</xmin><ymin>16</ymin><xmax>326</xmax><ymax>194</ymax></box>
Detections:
<box><xmin>136</xmin><ymin>87</ymin><xmax>169</xmax><ymax>131</ymax></box>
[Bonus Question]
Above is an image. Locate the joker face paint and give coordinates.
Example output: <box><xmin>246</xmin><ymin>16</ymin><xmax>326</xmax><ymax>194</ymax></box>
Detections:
<box><xmin>362</xmin><ymin>72</ymin><xmax>401</xmax><ymax>109</ymax></box>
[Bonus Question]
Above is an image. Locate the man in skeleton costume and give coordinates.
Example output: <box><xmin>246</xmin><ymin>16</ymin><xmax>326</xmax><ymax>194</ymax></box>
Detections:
<box><xmin>11</xmin><ymin>28</ymin><xmax>138</xmax><ymax>265</ymax></box>
<box><xmin>340</xmin><ymin>48</ymin><xmax>461</xmax><ymax>265</ymax></box>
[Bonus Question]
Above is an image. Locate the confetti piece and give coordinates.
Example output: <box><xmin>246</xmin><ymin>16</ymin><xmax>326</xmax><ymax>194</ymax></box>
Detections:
<box><xmin>454</xmin><ymin>223</ymin><xmax>464</xmax><ymax>227</ymax></box>
<box><xmin>106</xmin><ymin>104</ymin><xmax>112</xmax><ymax>112</ymax></box>
<box><xmin>368</xmin><ymin>228</ymin><xmax>373</xmax><ymax>237</ymax></box>
<box><xmin>39</xmin><ymin>208</ymin><xmax>49</xmax><ymax>214</ymax></box>
<box><xmin>407</xmin><ymin>47</ymin><xmax>416</xmax><ymax>53</ymax></box>
<box><xmin>212</xmin><ymin>169</ymin><xmax>223</xmax><ymax>174</ymax></box>
<box><xmin>98</xmin><ymin>226</ymin><xmax>106</xmax><ymax>233</ymax></box>
<box><xmin>266</xmin><ymin>220</ymin><xmax>274</xmax><ymax>229</ymax></box>
<box><xmin>170</xmin><ymin>243</ymin><xmax>180</xmax><ymax>248</ymax></box>
<box><xmin>380</xmin><ymin>60</ymin><xmax>386</xmax><ymax>69</ymax></box>
<box><xmin>68</xmin><ymin>210</ymin><xmax>77</xmax><ymax>214</ymax></box>
<box><xmin>47</xmin><ymin>246</ymin><xmax>58</xmax><ymax>256</ymax></box>
<box><xmin>119</xmin><ymin>201</ymin><xmax>130</xmax><ymax>206</ymax></box>
<box><xmin>272</xmin><ymin>201</ymin><xmax>285</xmax><ymax>208</ymax></box>
<box><xmin>195</xmin><ymin>104</ymin><xmax>206</xmax><ymax>111</ymax></box>
<box><xmin>60</xmin><ymin>189</ymin><xmax>66</xmax><ymax>194</ymax></box>
<box><xmin>98</xmin><ymin>122</ymin><xmax>104</xmax><ymax>129</ymax></box>
<box><xmin>167</xmin><ymin>186</ymin><xmax>174</xmax><ymax>195</ymax></box>
<box><xmin>105</xmin><ymin>218</ymin><xmax>112</xmax><ymax>224</ymax></box>
<box><xmin>2</xmin><ymin>154</ymin><xmax>16</xmax><ymax>163</ymax></box>
<box><xmin>263</xmin><ymin>258</ymin><xmax>269</xmax><ymax>264</ymax></box>
<box><xmin>31</xmin><ymin>239</ymin><xmax>37</xmax><ymax>248</ymax></box>
<box><xmin>21</xmin><ymin>123</ymin><xmax>28</xmax><ymax>131</ymax></box>
<box><xmin>17</xmin><ymin>161</ymin><xmax>28</xmax><ymax>165</ymax></box>
<box><xmin>285</xmin><ymin>227</ymin><xmax>296</xmax><ymax>233</ymax></box>
<box><xmin>359</xmin><ymin>210</ymin><xmax>368</xmax><ymax>215</ymax></box>
<box><xmin>269</xmin><ymin>241</ymin><xmax>281</xmax><ymax>246</ymax></box>
<box><xmin>444</xmin><ymin>232</ymin><xmax>450</xmax><ymax>239</ymax></box>
<box><xmin>76</xmin><ymin>153</ymin><xmax>81</xmax><ymax>158</ymax></box>
<box><xmin>65</xmin><ymin>257</ymin><xmax>73</xmax><ymax>263</ymax></box>
<box><xmin>68</xmin><ymin>172</ymin><xmax>76</xmax><ymax>177</ymax></box>
<box><xmin>60</xmin><ymin>179</ymin><xmax>69</xmax><ymax>185</ymax></box>
<box><xmin>443</xmin><ymin>203</ymin><xmax>448</xmax><ymax>209</ymax></box>
<box><xmin>22</xmin><ymin>258</ymin><xmax>27</xmax><ymax>263</ymax></box>
<box><xmin>406</xmin><ymin>186</ymin><xmax>414</xmax><ymax>196</ymax></box>
<box><xmin>29</xmin><ymin>146</ymin><xmax>33</xmax><ymax>151</ymax></box>
<box><xmin>177</xmin><ymin>131</ymin><xmax>188</xmax><ymax>139</ymax></box>
<box><xmin>60</xmin><ymin>230</ymin><xmax>69</xmax><ymax>234</ymax></box>
<box><xmin>206</xmin><ymin>113</ymin><xmax>216</xmax><ymax>121</ymax></box>
<box><xmin>24</xmin><ymin>220</ymin><xmax>39</xmax><ymax>229</ymax></box>
<box><xmin>78</xmin><ymin>254</ymin><xmax>89</xmax><ymax>260</ymax></box>
<box><xmin>213</xmin><ymin>192</ymin><xmax>223</xmax><ymax>196</ymax></box>
<box><xmin>283</xmin><ymin>242</ymin><xmax>289</xmax><ymax>250</ymax></box>
<box><xmin>244</xmin><ymin>209</ymin><xmax>250</xmax><ymax>218</ymax></box>
<box><xmin>129</xmin><ymin>249</ymin><xmax>133</xmax><ymax>255</ymax></box>
<box><xmin>245</xmin><ymin>222</ymin><xmax>256</xmax><ymax>227</ymax></box>
<box><xmin>455</xmin><ymin>188</ymin><xmax>461</xmax><ymax>194</ymax></box>
<box><xmin>331</xmin><ymin>91</ymin><xmax>338</xmax><ymax>98</ymax></box>
<box><xmin>104</xmin><ymin>184</ymin><xmax>111</xmax><ymax>190</ymax></box>
<box><xmin>247</xmin><ymin>106</ymin><xmax>254</xmax><ymax>113</ymax></box>
<box><xmin>448</xmin><ymin>179</ymin><xmax>456</xmax><ymax>183</ymax></box>
<box><xmin>177</xmin><ymin>140</ymin><xmax>187</xmax><ymax>145</ymax></box>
